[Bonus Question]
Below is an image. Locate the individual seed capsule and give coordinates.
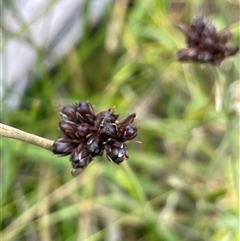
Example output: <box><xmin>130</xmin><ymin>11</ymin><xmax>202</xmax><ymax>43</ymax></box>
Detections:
<box><xmin>53</xmin><ymin>137</ymin><xmax>78</xmax><ymax>155</ymax></box>
<box><xmin>105</xmin><ymin>140</ymin><xmax>128</xmax><ymax>164</ymax></box>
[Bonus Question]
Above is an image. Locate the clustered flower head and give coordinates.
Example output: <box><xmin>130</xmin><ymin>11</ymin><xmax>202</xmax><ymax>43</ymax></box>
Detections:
<box><xmin>53</xmin><ymin>101</ymin><xmax>138</xmax><ymax>173</ymax></box>
<box><xmin>177</xmin><ymin>18</ymin><xmax>239</xmax><ymax>65</ymax></box>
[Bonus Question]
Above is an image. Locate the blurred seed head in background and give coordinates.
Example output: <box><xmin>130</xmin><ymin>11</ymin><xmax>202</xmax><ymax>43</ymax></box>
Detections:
<box><xmin>177</xmin><ymin>18</ymin><xmax>239</xmax><ymax>65</ymax></box>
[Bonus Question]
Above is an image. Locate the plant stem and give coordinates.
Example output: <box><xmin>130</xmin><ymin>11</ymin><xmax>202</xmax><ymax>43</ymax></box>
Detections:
<box><xmin>0</xmin><ymin>123</ymin><xmax>54</xmax><ymax>151</ymax></box>
<box><xmin>212</xmin><ymin>67</ymin><xmax>239</xmax><ymax>191</ymax></box>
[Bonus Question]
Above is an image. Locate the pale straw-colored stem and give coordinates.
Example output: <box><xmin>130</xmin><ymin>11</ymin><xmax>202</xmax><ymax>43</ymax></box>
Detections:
<box><xmin>0</xmin><ymin>123</ymin><xmax>54</xmax><ymax>151</ymax></box>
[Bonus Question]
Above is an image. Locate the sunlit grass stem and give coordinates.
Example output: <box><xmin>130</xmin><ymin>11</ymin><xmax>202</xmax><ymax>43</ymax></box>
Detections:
<box><xmin>0</xmin><ymin>123</ymin><xmax>54</xmax><ymax>151</ymax></box>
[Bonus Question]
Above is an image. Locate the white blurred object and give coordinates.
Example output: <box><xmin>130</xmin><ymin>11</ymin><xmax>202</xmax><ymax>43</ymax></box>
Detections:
<box><xmin>1</xmin><ymin>0</ymin><xmax>111</xmax><ymax>109</ymax></box>
<box><xmin>228</xmin><ymin>80</ymin><xmax>240</xmax><ymax>115</ymax></box>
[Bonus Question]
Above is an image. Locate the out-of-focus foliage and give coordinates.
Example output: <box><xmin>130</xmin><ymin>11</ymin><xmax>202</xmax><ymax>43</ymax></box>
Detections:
<box><xmin>1</xmin><ymin>0</ymin><xmax>239</xmax><ymax>241</ymax></box>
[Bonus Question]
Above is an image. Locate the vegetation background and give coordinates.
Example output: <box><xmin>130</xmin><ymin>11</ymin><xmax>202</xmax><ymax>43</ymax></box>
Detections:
<box><xmin>1</xmin><ymin>0</ymin><xmax>239</xmax><ymax>240</ymax></box>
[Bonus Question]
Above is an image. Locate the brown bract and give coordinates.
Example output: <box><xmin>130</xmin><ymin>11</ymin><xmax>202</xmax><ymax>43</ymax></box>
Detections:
<box><xmin>177</xmin><ymin>18</ymin><xmax>239</xmax><ymax>65</ymax></box>
<box><xmin>53</xmin><ymin>101</ymin><xmax>138</xmax><ymax>172</ymax></box>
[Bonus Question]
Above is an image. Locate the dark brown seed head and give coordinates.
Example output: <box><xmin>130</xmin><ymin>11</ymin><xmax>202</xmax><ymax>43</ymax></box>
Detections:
<box><xmin>117</xmin><ymin>113</ymin><xmax>138</xmax><ymax>141</ymax></box>
<box><xmin>118</xmin><ymin>122</ymin><xmax>138</xmax><ymax>142</ymax></box>
<box><xmin>192</xmin><ymin>18</ymin><xmax>206</xmax><ymax>35</ymax></box>
<box><xmin>59</xmin><ymin>120</ymin><xmax>78</xmax><ymax>139</ymax></box>
<box><xmin>95</xmin><ymin>108</ymin><xmax>119</xmax><ymax>127</ymax></box>
<box><xmin>76</xmin><ymin>123</ymin><xmax>92</xmax><ymax>139</ymax></box>
<box><xmin>105</xmin><ymin>140</ymin><xmax>128</xmax><ymax>164</ymax></box>
<box><xmin>204</xmin><ymin>23</ymin><xmax>218</xmax><ymax>40</ymax></box>
<box><xmin>53</xmin><ymin>137</ymin><xmax>78</xmax><ymax>155</ymax></box>
<box><xmin>187</xmin><ymin>32</ymin><xmax>200</xmax><ymax>47</ymax></box>
<box><xmin>99</xmin><ymin>121</ymin><xmax>118</xmax><ymax>142</ymax></box>
<box><xmin>214</xmin><ymin>43</ymin><xmax>227</xmax><ymax>54</ymax></box>
<box><xmin>117</xmin><ymin>113</ymin><xmax>136</xmax><ymax>126</ymax></box>
<box><xmin>177</xmin><ymin>18</ymin><xmax>239</xmax><ymax>64</ymax></box>
<box><xmin>86</xmin><ymin>135</ymin><xmax>104</xmax><ymax>157</ymax></box>
<box><xmin>75</xmin><ymin>101</ymin><xmax>95</xmax><ymax>124</ymax></box>
<box><xmin>61</xmin><ymin>105</ymin><xmax>78</xmax><ymax>122</ymax></box>
<box><xmin>70</xmin><ymin>144</ymin><xmax>93</xmax><ymax>169</ymax></box>
<box><xmin>53</xmin><ymin>101</ymin><xmax>138</xmax><ymax>172</ymax></box>
<box><xmin>200</xmin><ymin>37</ymin><xmax>214</xmax><ymax>49</ymax></box>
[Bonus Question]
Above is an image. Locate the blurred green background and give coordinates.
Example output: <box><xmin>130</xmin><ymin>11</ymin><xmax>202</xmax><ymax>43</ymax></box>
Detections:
<box><xmin>1</xmin><ymin>0</ymin><xmax>239</xmax><ymax>240</ymax></box>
